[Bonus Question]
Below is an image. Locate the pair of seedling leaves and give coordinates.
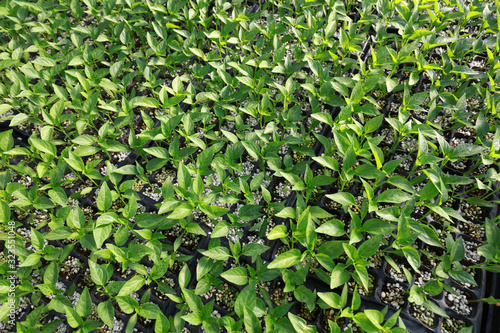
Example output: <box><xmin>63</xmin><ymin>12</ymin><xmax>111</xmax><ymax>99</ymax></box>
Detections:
<box><xmin>84</xmin><ymin>259</ymin><xmax>170</xmax><ymax>330</ymax></box>
<box><xmin>176</xmin><ymin>261</ymin><xmax>277</xmax><ymax>333</ymax></box>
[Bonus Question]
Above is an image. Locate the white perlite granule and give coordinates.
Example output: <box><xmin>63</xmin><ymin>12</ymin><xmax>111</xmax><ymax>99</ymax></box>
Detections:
<box><xmin>446</xmin><ymin>287</ymin><xmax>472</xmax><ymax>316</ymax></box>
<box><xmin>380</xmin><ymin>282</ymin><xmax>405</xmax><ymax>309</ymax></box>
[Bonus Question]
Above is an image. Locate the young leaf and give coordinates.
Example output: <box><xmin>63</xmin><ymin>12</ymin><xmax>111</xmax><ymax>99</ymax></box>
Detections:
<box><xmin>65</xmin><ymin>307</ymin><xmax>84</xmax><ymax>328</ymax></box>
<box><xmin>179</xmin><ymin>264</ymin><xmax>191</xmax><ymax>289</ymax></box>
<box><xmin>97</xmin><ymin>300</ymin><xmax>114</xmax><ymax>328</ymax></box>
<box><xmin>238</xmin><ymin>205</ymin><xmax>263</xmax><ymax>221</ymax></box>
<box><xmin>315</xmin><ymin>220</ymin><xmax>345</xmax><ymax>237</ymax></box>
<box><xmin>422</xmin><ymin>299</ymin><xmax>448</xmax><ymax>318</ymax></box>
<box><xmin>268</xmin><ymin>225</ymin><xmax>288</xmax><ymax>240</ymax></box>
<box><xmin>199</xmin><ymin>247</ymin><xmax>231</xmax><ymax>261</ymax></box>
<box><xmin>76</xmin><ymin>287</ymin><xmax>92</xmax><ymax>318</ymax></box>
<box><xmin>156</xmin><ymin>312</ymin><xmax>170</xmax><ymax>333</ymax></box>
<box><xmin>241</xmin><ymin>244</ymin><xmax>270</xmax><ymax>257</ymax></box>
<box><xmin>268</xmin><ymin>249</ymin><xmax>301</xmax><ymax>269</ymax></box>
<box><xmin>31</xmin><ymin>138</ymin><xmax>57</xmax><ymax>156</ymax></box>
<box><xmin>88</xmin><ymin>260</ymin><xmax>109</xmax><ymax>286</ymax></box>
<box><xmin>375</xmin><ymin>189</ymin><xmax>412</xmax><ymax>203</ymax></box>
<box><xmin>221</xmin><ymin>267</ymin><xmax>248</xmax><ymax>285</ymax></box>
<box><xmin>97</xmin><ymin>182</ymin><xmax>112</xmax><ymax>211</ymax></box>
<box><xmin>318</xmin><ymin>292</ymin><xmax>342</xmax><ymax>309</ymax></box>
<box><xmin>118</xmin><ymin>275</ymin><xmax>145</xmax><ymax>296</ymax></box>
<box><xmin>288</xmin><ymin>313</ymin><xmax>317</xmax><ymax>333</ymax></box>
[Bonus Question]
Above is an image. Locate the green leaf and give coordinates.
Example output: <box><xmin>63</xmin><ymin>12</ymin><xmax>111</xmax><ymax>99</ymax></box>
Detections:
<box><xmin>268</xmin><ymin>249</ymin><xmax>301</xmax><ymax>269</ymax></box>
<box><xmin>449</xmin><ymin>269</ymin><xmax>477</xmax><ymax>287</ymax></box>
<box><xmin>150</xmin><ymin>259</ymin><xmax>169</xmax><ymax>281</ymax></box>
<box><xmin>97</xmin><ymin>182</ymin><xmax>112</xmax><ymax>211</ymax></box>
<box><xmin>88</xmin><ymin>260</ymin><xmax>109</xmax><ymax>286</ymax></box>
<box><xmin>407</xmin><ymin>29</ymin><xmax>434</xmax><ymax>40</ymax></box>
<box><xmin>365</xmin><ymin>309</ymin><xmax>385</xmax><ymax>327</ymax></box>
<box><xmin>457</xmin><ymin>328</ymin><xmax>473</xmax><ymax>333</ymax></box>
<box><xmin>137</xmin><ymin>303</ymin><xmax>160</xmax><ymax>319</ymax></box>
<box><xmin>118</xmin><ymin>275</ymin><xmax>145</xmax><ymax>296</ymax></box>
<box><xmin>386</xmin><ymin>75</ymin><xmax>399</xmax><ymax>92</ymax></box>
<box><xmin>485</xmin><ymin>218</ymin><xmax>500</xmax><ymax>246</ymax></box>
<box><xmin>30</xmin><ymin>228</ymin><xmax>45</xmax><ymax>250</ymax></box>
<box><xmin>311</xmin><ymin>112</ymin><xmax>333</xmax><ymax>126</ymax></box>
<box><xmin>241</xmin><ymin>243</ymin><xmax>270</xmax><ymax>257</ymax></box>
<box><xmin>0</xmin><ymin>130</ymin><xmax>13</xmax><ymax>153</ymax></box>
<box><xmin>474</xmin><ymin>296</ymin><xmax>500</xmax><ymax>305</ymax></box>
<box><xmin>330</xmin><ymin>264</ymin><xmax>350</xmax><ymax>289</ymax></box>
<box><xmin>288</xmin><ymin>313</ymin><xmax>317</xmax><ymax>333</ymax></box>
<box><xmin>294</xmin><ymin>285</ymin><xmax>316</xmax><ymax>312</ymax></box>
<box><xmin>181</xmin><ymin>288</ymin><xmax>203</xmax><ymax>313</ymax></box>
<box><xmin>186</xmin><ymin>223</ymin><xmax>207</xmax><ymax>236</ymax></box>
<box><xmin>196</xmin><ymin>257</ymin><xmax>214</xmax><ymax>281</ymax></box>
<box><xmin>238</xmin><ymin>205</ymin><xmax>263</xmax><ymax>221</ymax></box>
<box><xmin>65</xmin><ymin>307</ymin><xmax>84</xmax><ymax>328</ymax></box>
<box><xmin>451</xmin><ymin>65</ymin><xmax>478</xmax><ymax>75</ymax></box>
<box><xmin>0</xmin><ymin>104</ymin><xmax>12</xmax><ymax>116</ymax></box>
<box><xmin>136</xmin><ymin>213</ymin><xmax>165</xmax><ymax>229</ymax></box>
<box><xmin>387</xmin><ymin>176</ymin><xmax>415</xmax><ymax>194</ymax></box>
<box><xmin>364</xmin><ymin>115</ymin><xmax>383</xmax><ymax>134</ymax></box>
<box><xmin>422</xmin><ymin>299</ymin><xmax>448</xmax><ymax>318</ymax></box>
<box><xmin>268</xmin><ymin>225</ymin><xmax>288</xmax><ymax>240</ymax></box>
<box><xmin>97</xmin><ymin>300</ymin><xmax>114</xmax><ymax>328</ymax></box>
<box><xmin>450</xmin><ymin>236</ymin><xmax>465</xmax><ymax>262</ymax></box>
<box><xmin>221</xmin><ymin>129</ymin><xmax>239</xmax><ymax>143</ymax></box>
<box><xmin>236</xmin><ymin>76</ymin><xmax>254</xmax><ymax>88</ymax></box>
<box><xmin>310</xmin><ymin>206</ymin><xmax>334</xmax><ymax>219</ymax></box>
<box><xmin>144</xmin><ymin>147</ymin><xmax>169</xmax><ymax>159</ymax></box>
<box><xmin>199</xmin><ymin>246</ymin><xmax>231</xmax><ymax>260</ymax></box>
<box><xmin>156</xmin><ymin>312</ymin><xmax>170</xmax><ymax>333</ymax></box>
<box><xmin>243</xmin><ymin>304</ymin><xmax>262</xmax><ymax>333</ymax></box>
<box><xmin>131</xmin><ymin>96</ymin><xmax>159</xmax><ymax>108</ymax></box>
<box><xmin>353</xmin><ymin>312</ymin><xmax>380</xmax><ymax>332</ymax></box>
<box><xmin>221</xmin><ymin>267</ymin><xmax>248</xmax><ymax>285</ymax></box>
<box><xmin>358</xmin><ymin>235</ymin><xmax>382</xmax><ymax>258</ymax></box>
<box><xmin>34</xmin><ymin>57</ymin><xmax>57</xmax><ymax>67</ymax></box>
<box><xmin>275</xmin><ymin>207</ymin><xmax>296</xmax><ymax>219</ymax></box>
<box><xmin>183</xmin><ymin>312</ymin><xmax>203</xmax><ymax>326</ymax></box>
<box><xmin>211</xmin><ymin>220</ymin><xmax>230</xmax><ymax>238</ymax></box>
<box><xmin>361</xmin><ymin>219</ymin><xmax>396</xmax><ymax>235</ymax></box>
<box><xmin>115</xmin><ymin>296</ymin><xmax>138</xmax><ymax>314</ymax></box>
<box><xmin>312</xmin><ymin>156</ymin><xmax>339</xmax><ymax>171</ymax></box>
<box><xmin>94</xmin><ymin>225</ymin><xmax>112</xmax><ymax>249</ymax></box>
<box><xmin>31</xmin><ymin>138</ymin><xmax>56</xmax><ymax>156</ymax></box>
<box><xmin>463</xmin><ymin>197</ymin><xmax>494</xmax><ymax>208</ymax></box>
<box><xmin>326</xmin><ymin>192</ymin><xmax>356</xmax><ymax>206</ymax></box>
<box><xmin>423</xmin><ymin>279</ymin><xmax>443</xmax><ymax>296</ymax></box>
<box><xmin>0</xmin><ymin>201</ymin><xmax>9</xmax><ymax>224</ymax></box>
<box><xmin>410</xmin><ymin>221</ymin><xmax>443</xmax><ymax>248</ymax></box>
<box><xmin>375</xmin><ymin>189</ymin><xmax>412</xmax><ymax>203</ymax></box>
<box><xmin>10</xmin><ymin>113</ymin><xmax>29</xmax><ymax>127</ymax></box>
<box><xmin>169</xmin><ymin>204</ymin><xmax>194</xmax><ymax>219</ymax></box>
<box><xmin>318</xmin><ymin>292</ymin><xmax>342</xmax><ymax>309</ymax></box>
<box><xmin>126</xmin><ymin>313</ymin><xmax>137</xmax><ymax>333</ymax></box>
<box><xmin>315</xmin><ymin>220</ymin><xmax>345</xmax><ymax>237</ymax></box>
<box><xmin>350</xmin><ymin>80</ymin><xmax>364</xmax><ymax>105</ymax></box>
<box><xmin>20</xmin><ymin>253</ymin><xmax>41</xmax><ymax>267</ymax></box>
<box><xmin>110</xmin><ymin>61</ymin><xmax>123</xmax><ymax>78</ymax></box>
<box><xmin>177</xmin><ymin>163</ymin><xmax>191</xmax><ymax>190</ymax></box>
<box><xmin>402</xmin><ymin>246</ymin><xmax>421</xmax><ymax>273</ymax></box>
<box><xmin>76</xmin><ymin>287</ymin><xmax>92</xmax><ymax>318</ymax></box>
<box><xmin>44</xmin><ymin>261</ymin><xmax>59</xmax><ymax>284</ymax></box>
<box><xmin>33</xmin><ymin>196</ymin><xmax>55</xmax><ymax>210</ymax></box>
